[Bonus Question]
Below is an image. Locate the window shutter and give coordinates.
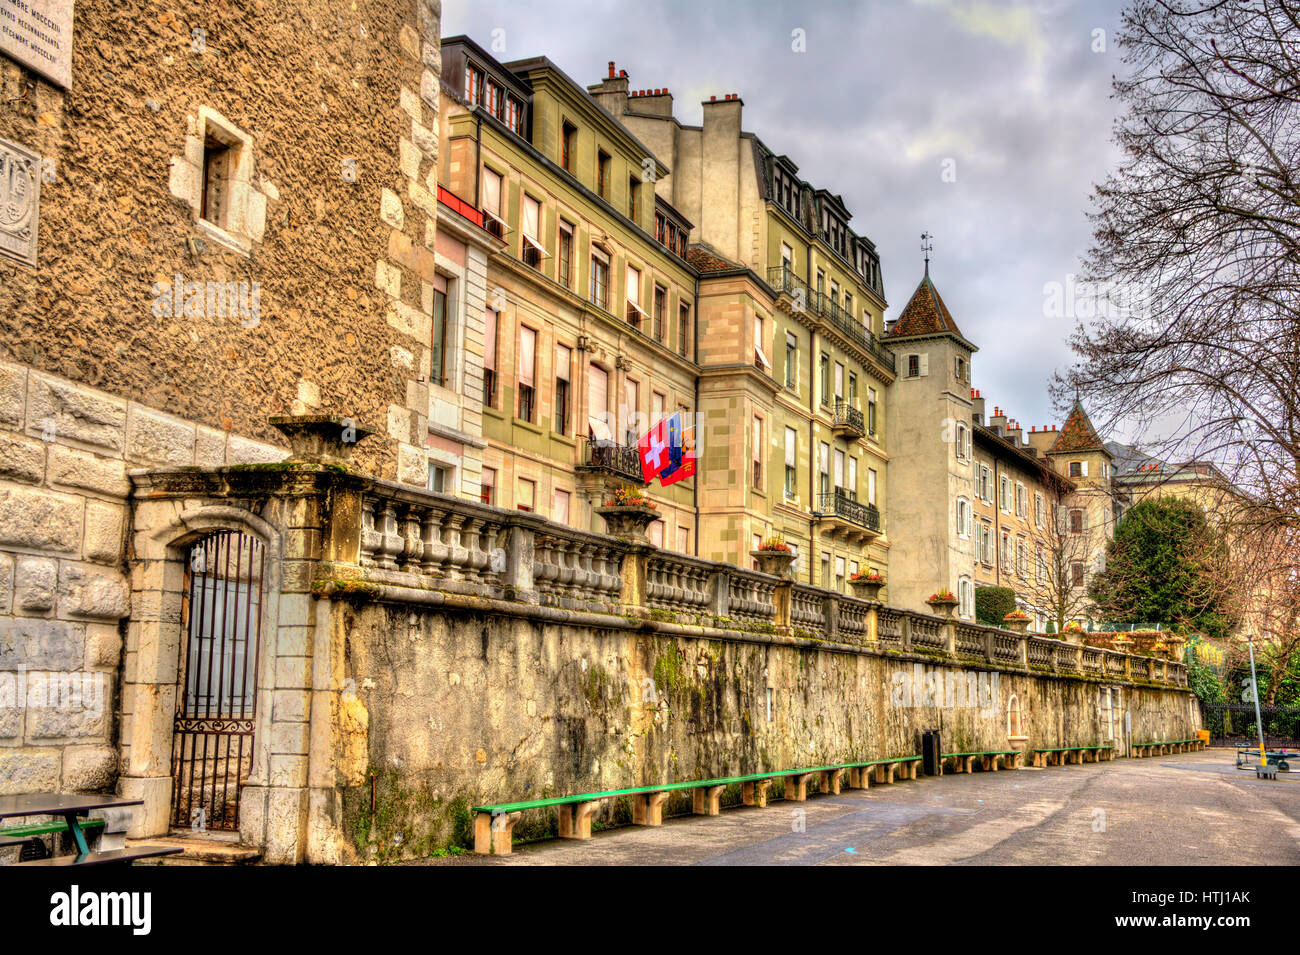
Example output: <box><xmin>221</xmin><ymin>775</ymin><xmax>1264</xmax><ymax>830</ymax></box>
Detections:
<box><xmin>919</xmin><ymin>354</ymin><xmax>929</xmax><ymax>376</ymax></box>
<box><xmin>518</xmin><ymin>327</ymin><xmax>535</xmax><ymax>387</ymax></box>
<box><xmin>482</xmin><ymin>169</ymin><xmax>502</xmax><ymax>216</ymax></box>
<box><xmin>587</xmin><ymin>364</ymin><xmax>610</xmax><ymax>440</ymax></box>
<box><xmin>1081</xmin><ymin>461</ymin><xmax>1090</xmax><ymax>476</ymax></box>
<box><xmin>484</xmin><ymin>309</ymin><xmax>498</xmax><ymax>371</ymax></box>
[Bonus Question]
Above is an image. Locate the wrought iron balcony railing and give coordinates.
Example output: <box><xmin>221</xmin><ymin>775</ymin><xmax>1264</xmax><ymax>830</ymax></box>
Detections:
<box><xmin>767</xmin><ymin>266</ymin><xmax>896</xmax><ymax>374</ymax></box>
<box><xmin>815</xmin><ymin>490</ymin><xmax>881</xmax><ymax>533</ymax></box>
<box><xmin>579</xmin><ymin>438</ymin><xmax>643</xmax><ymax>483</ymax></box>
<box><xmin>833</xmin><ymin>399</ymin><xmax>865</xmax><ymax>436</ymax></box>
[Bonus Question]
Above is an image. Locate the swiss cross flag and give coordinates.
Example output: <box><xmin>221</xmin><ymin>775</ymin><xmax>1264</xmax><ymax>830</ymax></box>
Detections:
<box><xmin>639</xmin><ymin>412</ymin><xmax>694</xmax><ymax>486</ymax></box>
<box><xmin>638</xmin><ymin>415</ymin><xmax>673</xmax><ymax>483</ymax></box>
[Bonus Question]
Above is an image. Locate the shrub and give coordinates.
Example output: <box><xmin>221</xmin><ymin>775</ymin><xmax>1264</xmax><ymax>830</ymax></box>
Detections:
<box><xmin>975</xmin><ymin>586</ymin><xmax>1017</xmax><ymax>626</ymax></box>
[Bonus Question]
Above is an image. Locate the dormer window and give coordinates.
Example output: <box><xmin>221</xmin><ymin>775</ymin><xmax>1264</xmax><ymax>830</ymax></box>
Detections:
<box><xmin>465</xmin><ymin>65</ymin><xmax>484</xmax><ymax>105</ymax></box>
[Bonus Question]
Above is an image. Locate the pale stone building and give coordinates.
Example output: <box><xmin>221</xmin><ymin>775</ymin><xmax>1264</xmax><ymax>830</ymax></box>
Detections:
<box><xmin>593</xmin><ymin>70</ymin><xmax>894</xmax><ymax>589</ymax></box>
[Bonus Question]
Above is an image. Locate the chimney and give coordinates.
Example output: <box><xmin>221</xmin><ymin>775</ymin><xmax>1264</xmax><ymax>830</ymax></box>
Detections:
<box><xmin>587</xmin><ymin>62</ymin><xmax>630</xmax><ymax>119</ymax></box>
<box><xmin>700</xmin><ymin>92</ymin><xmax>745</xmax><ymax>261</ymax></box>
<box><xmin>1027</xmin><ymin>422</ymin><xmax>1056</xmax><ymax>456</ymax></box>
<box><xmin>630</xmin><ymin>86</ymin><xmax>675</xmax><ymax>118</ymax></box>
<box><xmin>972</xmin><ymin>390</ymin><xmax>986</xmax><ymax>424</ymax></box>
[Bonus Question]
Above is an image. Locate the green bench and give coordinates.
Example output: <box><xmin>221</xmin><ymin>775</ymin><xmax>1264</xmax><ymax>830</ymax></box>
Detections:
<box><xmin>1132</xmin><ymin>738</ymin><xmax>1203</xmax><ymax>757</ymax></box>
<box><xmin>0</xmin><ymin>818</ymin><xmax>106</xmax><ymax>857</ymax></box>
<box><xmin>940</xmin><ymin>750</ymin><xmax>1023</xmax><ymax>774</ymax></box>
<box><xmin>1031</xmin><ymin>745</ymin><xmax>1114</xmax><ymax>767</ymax></box>
<box><xmin>472</xmin><ymin>755</ymin><xmax>922</xmax><ymax>855</ymax></box>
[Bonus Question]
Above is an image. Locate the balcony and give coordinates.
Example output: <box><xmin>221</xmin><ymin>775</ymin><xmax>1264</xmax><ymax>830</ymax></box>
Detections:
<box><xmin>813</xmin><ymin>490</ymin><xmax>881</xmax><ymax>543</ymax></box>
<box><xmin>577</xmin><ymin>438</ymin><xmax>643</xmax><ymax>484</ymax></box>
<box><xmin>767</xmin><ymin>266</ymin><xmax>896</xmax><ymax>374</ymax></box>
<box><xmin>832</xmin><ymin>399</ymin><xmax>865</xmax><ymax>438</ymax></box>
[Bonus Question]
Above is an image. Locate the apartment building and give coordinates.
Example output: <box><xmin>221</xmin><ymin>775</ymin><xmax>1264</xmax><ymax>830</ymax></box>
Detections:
<box><xmin>437</xmin><ymin>38</ymin><xmax>700</xmax><ymax>547</ymax></box>
<box><xmin>594</xmin><ymin>71</ymin><xmax>894</xmax><ymax>589</ymax></box>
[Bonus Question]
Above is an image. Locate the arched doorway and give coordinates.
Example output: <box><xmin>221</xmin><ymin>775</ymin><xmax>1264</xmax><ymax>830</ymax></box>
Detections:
<box><xmin>170</xmin><ymin>530</ymin><xmax>266</xmax><ymax>832</ymax></box>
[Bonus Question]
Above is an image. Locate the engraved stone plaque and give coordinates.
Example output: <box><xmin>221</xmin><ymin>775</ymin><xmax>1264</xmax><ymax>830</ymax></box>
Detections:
<box><xmin>0</xmin><ymin>0</ymin><xmax>74</xmax><ymax>89</ymax></box>
<box><xmin>0</xmin><ymin>137</ymin><xmax>40</xmax><ymax>266</ymax></box>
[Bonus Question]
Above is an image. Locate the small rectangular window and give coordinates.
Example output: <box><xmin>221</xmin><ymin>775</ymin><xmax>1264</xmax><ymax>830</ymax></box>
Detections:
<box><xmin>597</xmin><ymin>150</ymin><xmax>611</xmax><ymax>199</ymax></box>
<box><xmin>562</xmin><ymin>121</ymin><xmax>577</xmax><ymax>172</ymax></box>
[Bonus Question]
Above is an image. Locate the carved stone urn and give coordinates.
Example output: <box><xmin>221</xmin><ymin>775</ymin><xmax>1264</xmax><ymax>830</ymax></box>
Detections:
<box><xmin>751</xmin><ymin>548</ymin><xmax>796</xmax><ymax>579</ymax></box>
<box><xmin>596</xmin><ymin>505</ymin><xmax>660</xmax><ymax>544</ymax></box>
<box><xmin>1003</xmin><ymin>613</ymin><xmax>1031</xmax><ymax>633</ymax></box>
<box><xmin>926</xmin><ymin>597</ymin><xmax>958</xmax><ymax>619</ymax></box>
<box><xmin>849</xmin><ymin>577</ymin><xmax>885</xmax><ymax>601</ymax></box>
<box><xmin>270</xmin><ymin>415</ymin><xmax>376</xmax><ymax>467</ymax></box>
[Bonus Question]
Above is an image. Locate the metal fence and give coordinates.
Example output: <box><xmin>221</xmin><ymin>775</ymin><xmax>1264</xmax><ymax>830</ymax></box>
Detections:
<box><xmin>1200</xmin><ymin>703</ymin><xmax>1300</xmax><ymax>747</ymax></box>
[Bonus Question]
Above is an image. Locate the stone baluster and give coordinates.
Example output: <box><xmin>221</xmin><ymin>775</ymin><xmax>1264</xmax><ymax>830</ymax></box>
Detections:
<box><xmin>359</xmin><ymin>499</ymin><xmax>379</xmax><ymax>566</ymax></box>
<box><xmin>376</xmin><ymin>500</ymin><xmax>402</xmax><ymax>570</ymax></box>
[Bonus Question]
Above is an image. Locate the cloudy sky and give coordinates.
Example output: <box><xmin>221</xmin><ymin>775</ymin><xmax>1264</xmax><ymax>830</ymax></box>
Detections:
<box><xmin>442</xmin><ymin>0</ymin><xmax>1132</xmax><ymax>431</ymax></box>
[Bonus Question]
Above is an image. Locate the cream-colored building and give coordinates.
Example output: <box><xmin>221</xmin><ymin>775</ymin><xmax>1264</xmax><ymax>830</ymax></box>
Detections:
<box><xmin>437</xmin><ymin>38</ymin><xmax>700</xmax><ymax>546</ymax></box>
<box><xmin>596</xmin><ymin>71</ymin><xmax>894</xmax><ymax>589</ymax></box>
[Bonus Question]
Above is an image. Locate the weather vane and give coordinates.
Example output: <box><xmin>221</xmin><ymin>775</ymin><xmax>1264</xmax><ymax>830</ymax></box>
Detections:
<box><xmin>921</xmin><ymin>231</ymin><xmax>934</xmax><ymax>276</ymax></box>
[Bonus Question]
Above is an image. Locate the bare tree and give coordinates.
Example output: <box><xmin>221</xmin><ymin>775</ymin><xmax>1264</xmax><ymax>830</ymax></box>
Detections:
<box><xmin>1061</xmin><ymin>0</ymin><xmax>1300</xmax><ymax>541</ymax></box>
<box><xmin>1020</xmin><ymin>497</ymin><xmax>1100</xmax><ymax>634</ymax></box>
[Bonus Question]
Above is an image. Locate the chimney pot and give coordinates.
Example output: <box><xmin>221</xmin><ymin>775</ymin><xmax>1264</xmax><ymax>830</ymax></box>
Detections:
<box><xmin>608</xmin><ymin>61</ymin><xmax>615</xmax><ymax>79</ymax></box>
<box><xmin>710</xmin><ymin>95</ymin><xmax>717</xmax><ymax>101</ymax></box>
<box><xmin>620</xmin><ymin>70</ymin><xmax>627</xmax><ymax>77</ymax></box>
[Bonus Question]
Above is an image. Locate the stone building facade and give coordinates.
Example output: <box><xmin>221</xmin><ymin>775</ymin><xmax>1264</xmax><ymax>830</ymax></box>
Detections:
<box><xmin>590</xmin><ymin>67</ymin><xmax>895</xmax><ymax>587</ymax></box>
<box><xmin>436</xmin><ymin>38</ymin><xmax>699</xmax><ymax>544</ymax></box>
<box><xmin>0</xmin><ymin>0</ymin><xmax>446</xmax><ymax>859</ymax></box>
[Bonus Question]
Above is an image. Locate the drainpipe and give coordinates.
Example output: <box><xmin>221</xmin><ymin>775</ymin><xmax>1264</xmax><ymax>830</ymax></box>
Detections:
<box><xmin>800</xmin><ymin>245</ymin><xmax>818</xmax><ymax>585</ymax></box>
<box><xmin>692</xmin><ymin>282</ymin><xmax>700</xmax><ymax>558</ymax></box>
<box><xmin>473</xmin><ymin>112</ymin><xmax>483</xmax><ymax>207</ymax></box>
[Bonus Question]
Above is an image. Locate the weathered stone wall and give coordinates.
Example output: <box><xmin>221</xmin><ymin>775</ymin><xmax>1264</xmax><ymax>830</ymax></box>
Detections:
<box><xmin>331</xmin><ymin>599</ymin><xmax>1198</xmax><ymax>862</ymax></box>
<box><xmin>0</xmin><ymin>362</ymin><xmax>284</xmax><ymax>795</ymax></box>
<box><xmin>0</xmin><ymin>0</ymin><xmax>445</xmax><ymax>810</ymax></box>
<box><xmin>0</xmin><ymin>0</ymin><xmax>441</xmax><ymax>482</ymax></box>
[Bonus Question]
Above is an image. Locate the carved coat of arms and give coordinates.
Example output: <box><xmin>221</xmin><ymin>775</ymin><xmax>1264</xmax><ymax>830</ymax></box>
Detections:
<box><xmin>0</xmin><ymin>138</ymin><xmax>41</xmax><ymax>266</ymax></box>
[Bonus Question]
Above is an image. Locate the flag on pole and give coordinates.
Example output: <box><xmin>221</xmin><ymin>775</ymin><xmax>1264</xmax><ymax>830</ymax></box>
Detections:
<box><xmin>638</xmin><ymin>412</ymin><xmax>695</xmax><ymax>487</ymax></box>
<box><xmin>659</xmin><ymin>413</ymin><xmax>695</xmax><ymax>486</ymax></box>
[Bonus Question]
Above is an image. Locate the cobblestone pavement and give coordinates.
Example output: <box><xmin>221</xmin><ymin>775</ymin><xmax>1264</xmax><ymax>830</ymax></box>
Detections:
<box><xmin>426</xmin><ymin>748</ymin><xmax>1300</xmax><ymax>865</ymax></box>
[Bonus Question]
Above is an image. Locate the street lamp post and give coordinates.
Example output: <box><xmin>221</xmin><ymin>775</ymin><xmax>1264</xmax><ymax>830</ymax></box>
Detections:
<box><xmin>1246</xmin><ymin>633</ymin><xmax>1266</xmax><ymax>767</ymax></box>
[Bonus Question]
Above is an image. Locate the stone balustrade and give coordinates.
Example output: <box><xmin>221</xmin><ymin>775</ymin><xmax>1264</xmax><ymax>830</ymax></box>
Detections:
<box><xmin>347</xmin><ymin>481</ymin><xmax>1188</xmax><ymax>689</ymax></box>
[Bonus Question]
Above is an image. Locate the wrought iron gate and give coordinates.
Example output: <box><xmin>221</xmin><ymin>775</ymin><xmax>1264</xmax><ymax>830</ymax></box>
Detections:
<box><xmin>171</xmin><ymin>530</ymin><xmax>265</xmax><ymax>831</ymax></box>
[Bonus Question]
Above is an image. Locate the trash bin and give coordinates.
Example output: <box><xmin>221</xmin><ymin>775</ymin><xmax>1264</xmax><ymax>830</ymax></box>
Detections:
<box><xmin>921</xmin><ymin>729</ymin><xmax>942</xmax><ymax>776</ymax></box>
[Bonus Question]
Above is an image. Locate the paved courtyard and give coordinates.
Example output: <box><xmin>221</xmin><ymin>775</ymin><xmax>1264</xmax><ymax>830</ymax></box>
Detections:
<box><xmin>437</xmin><ymin>748</ymin><xmax>1300</xmax><ymax>865</ymax></box>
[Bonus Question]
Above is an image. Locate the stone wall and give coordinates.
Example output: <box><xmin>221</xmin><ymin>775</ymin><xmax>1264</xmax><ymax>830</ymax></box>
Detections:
<box><xmin>332</xmin><ymin>601</ymin><xmax>1198</xmax><ymax>861</ymax></box>
<box><xmin>0</xmin><ymin>361</ymin><xmax>284</xmax><ymax>796</ymax></box>
<box><xmin>109</xmin><ymin>456</ymin><xmax>1195</xmax><ymax>863</ymax></box>
<box><xmin>0</xmin><ymin>0</ymin><xmax>441</xmax><ymax>483</ymax></box>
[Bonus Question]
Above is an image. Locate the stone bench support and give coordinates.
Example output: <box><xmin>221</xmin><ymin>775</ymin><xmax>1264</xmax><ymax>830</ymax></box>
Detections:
<box><xmin>818</xmin><ymin>768</ymin><xmax>844</xmax><ymax>795</ymax></box>
<box><xmin>847</xmin><ymin>767</ymin><xmax>872</xmax><ymax>790</ymax></box>
<box><xmin>785</xmin><ymin>773</ymin><xmax>812</xmax><ymax>802</ymax></box>
<box><xmin>474</xmin><ymin>811</ymin><xmax>521</xmax><ymax>855</ymax></box>
<box><xmin>692</xmin><ymin>785</ymin><xmax>726</xmax><ymax>816</ymax></box>
<box><xmin>742</xmin><ymin>779</ymin><xmax>772</xmax><ymax>807</ymax></box>
<box><xmin>557</xmin><ymin>801</ymin><xmax>601</xmax><ymax>840</ymax></box>
<box><xmin>633</xmin><ymin>791</ymin><xmax>671</xmax><ymax>826</ymax></box>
